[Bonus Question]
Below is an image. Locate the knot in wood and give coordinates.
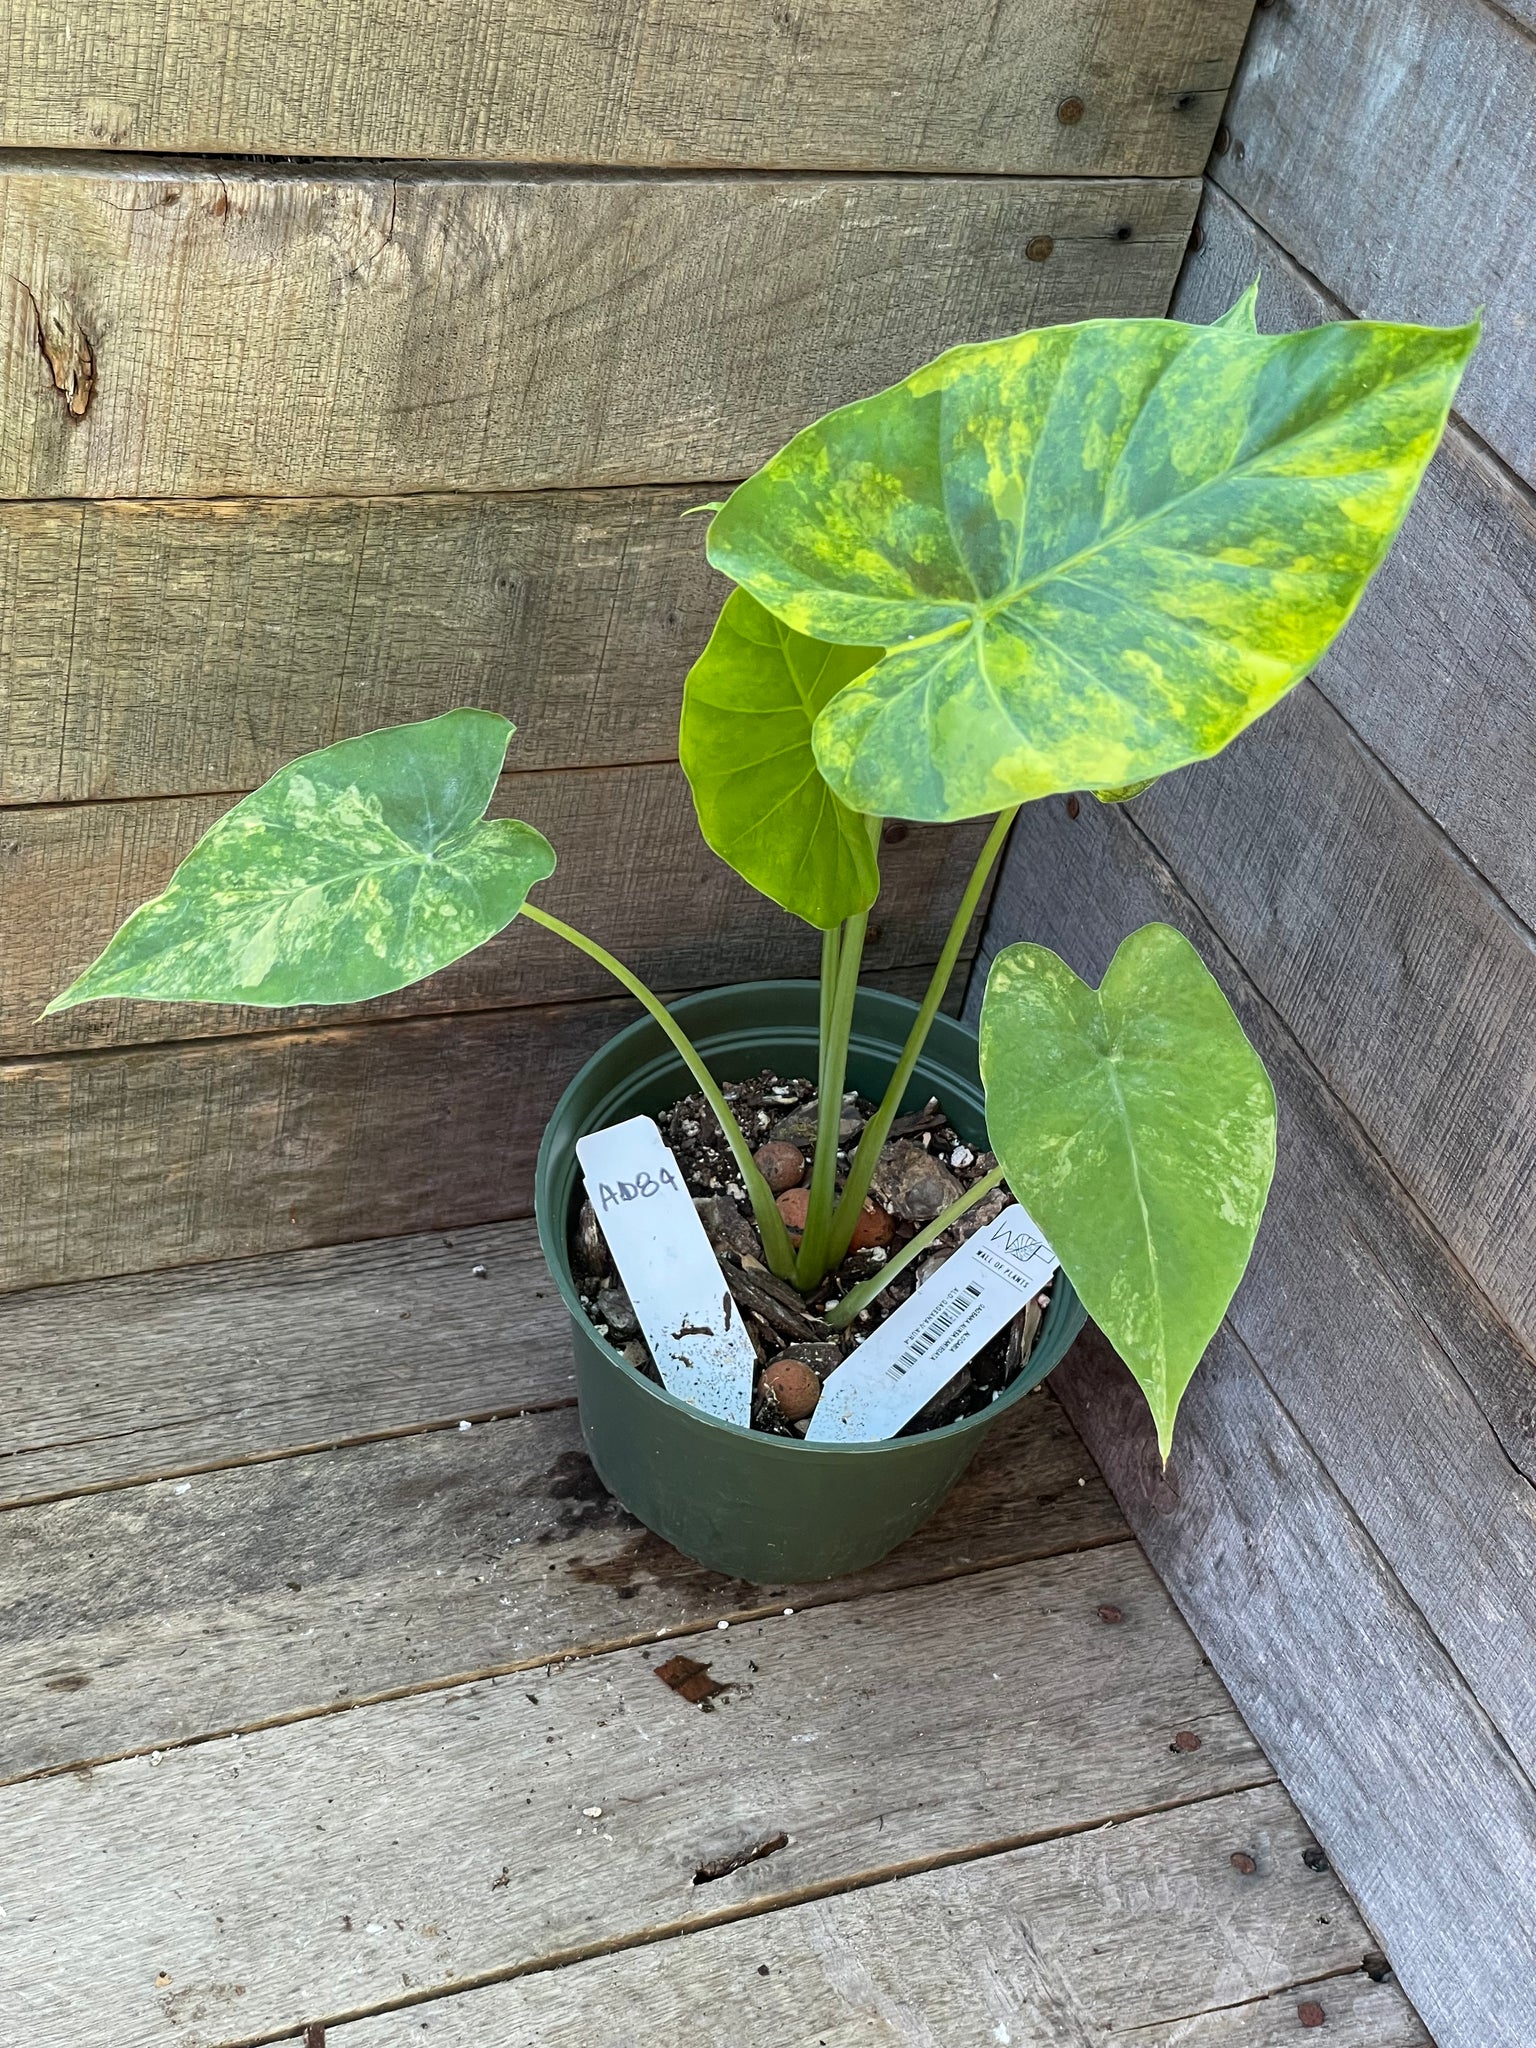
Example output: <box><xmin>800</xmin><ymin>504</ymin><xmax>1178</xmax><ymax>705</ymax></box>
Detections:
<box><xmin>19</xmin><ymin>282</ymin><xmax>97</xmax><ymax>421</ymax></box>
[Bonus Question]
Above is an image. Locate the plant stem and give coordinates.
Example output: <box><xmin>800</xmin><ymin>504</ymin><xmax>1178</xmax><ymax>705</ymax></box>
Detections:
<box><xmin>825</xmin><ymin>805</ymin><xmax>1018</xmax><ymax>1270</ymax></box>
<box><xmin>519</xmin><ymin>902</ymin><xmax>798</xmax><ymax>1281</ymax></box>
<box><xmin>793</xmin><ymin>908</ymin><xmax>868</xmax><ymax>1288</ymax></box>
<box><xmin>824</xmin><ymin>1163</ymin><xmax>1006</xmax><ymax>1329</ymax></box>
<box><xmin>818</xmin><ymin>919</ymin><xmax>840</xmax><ymax>1068</ymax></box>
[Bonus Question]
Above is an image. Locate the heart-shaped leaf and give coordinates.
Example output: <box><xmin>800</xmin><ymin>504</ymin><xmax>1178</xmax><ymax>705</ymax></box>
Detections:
<box><xmin>680</xmin><ymin>587</ymin><xmax>882</xmax><ymax>930</ymax></box>
<box><xmin>46</xmin><ymin>710</ymin><xmax>556</xmax><ymax>1011</ymax></box>
<box><xmin>707</xmin><ymin>302</ymin><xmax>1476</xmax><ymax>822</ymax></box>
<box><xmin>979</xmin><ymin>924</ymin><xmax>1276</xmax><ymax>1458</ymax></box>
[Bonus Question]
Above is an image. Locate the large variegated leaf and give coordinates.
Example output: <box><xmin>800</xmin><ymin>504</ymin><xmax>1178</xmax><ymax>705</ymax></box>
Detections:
<box><xmin>979</xmin><ymin>925</ymin><xmax>1276</xmax><ymax>1459</ymax></box>
<box><xmin>47</xmin><ymin>711</ymin><xmax>556</xmax><ymax>1011</ymax></box>
<box><xmin>707</xmin><ymin>303</ymin><xmax>1476</xmax><ymax>822</ymax></box>
<box><xmin>680</xmin><ymin>588</ymin><xmax>881</xmax><ymax>929</ymax></box>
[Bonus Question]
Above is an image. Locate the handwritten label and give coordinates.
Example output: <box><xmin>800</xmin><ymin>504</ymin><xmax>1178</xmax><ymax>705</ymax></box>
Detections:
<box><xmin>576</xmin><ymin>1115</ymin><xmax>755</xmax><ymax>1426</ymax></box>
<box><xmin>806</xmin><ymin>1204</ymin><xmax>1058</xmax><ymax>1443</ymax></box>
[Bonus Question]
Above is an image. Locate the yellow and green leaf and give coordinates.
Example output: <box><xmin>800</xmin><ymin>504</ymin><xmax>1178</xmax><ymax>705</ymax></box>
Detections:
<box><xmin>680</xmin><ymin>588</ymin><xmax>882</xmax><ymax>930</ymax></box>
<box><xmin>707</xmin><ymin>301</ymin><xmax>1477</xmax><ymax>822</ymax></box>
<box><xmin>979</xmin><ymin>925</ymin><xmax>1276</xmax><ymax>1459</ymax></box>
<box><xmin>46</xmin><ymin>710</ymin><xmax>556</xmax><ymax>1012</ymax></box>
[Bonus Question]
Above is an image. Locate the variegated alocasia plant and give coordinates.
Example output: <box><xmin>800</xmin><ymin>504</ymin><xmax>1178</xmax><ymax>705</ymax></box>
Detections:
<box><xmin>51</xmin><ymin>286</ymin><xmax>1474</xmax><ymax>1455</ymax></box>
<box><xmin>682</xmin><ymin>282</ymin><xmax>1474</xmax><ymax>1449</ymax></box>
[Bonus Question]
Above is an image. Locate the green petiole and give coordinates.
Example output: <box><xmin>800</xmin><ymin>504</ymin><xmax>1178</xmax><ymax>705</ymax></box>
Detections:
<box><xmin>824</xmin><ymin>1163</ymin><xmax>1006</xmax><ymax>1329</ymax></box>
<box><xmin>792</xmin><ymin>908</ymin><xmax>868</xmax><ymax>1287</ymax></box>
<box><xmin>823</xmin><ymin>806</ymin><xmax>1017</xmax><ymax>1272</ymax></box>
<box><xmin>519</xmin><ymin>902</ymin><xmax>799</xmax><ymax>1281</ymax></box>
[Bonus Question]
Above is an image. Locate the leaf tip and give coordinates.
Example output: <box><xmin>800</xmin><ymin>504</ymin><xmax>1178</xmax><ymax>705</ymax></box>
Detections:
<box><xmin>1211</xmin><ymin>276</ymin><xmax>1260</xmax><ymax>333</ymax></box>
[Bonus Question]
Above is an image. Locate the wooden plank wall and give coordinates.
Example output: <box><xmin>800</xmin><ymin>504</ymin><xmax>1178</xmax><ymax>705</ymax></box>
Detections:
<box><xmin>0</xmin><ymin>6</ymin><xmax>1258</xmax><ymax>1291</ymax></box>
<box><xmin>974</xmin><ymin>3</ymin><xmax>1536</xmax><ymax>2040</ymax></box>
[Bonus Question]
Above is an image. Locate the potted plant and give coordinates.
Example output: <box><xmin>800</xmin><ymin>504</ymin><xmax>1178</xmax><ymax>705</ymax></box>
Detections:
<box><xmin>49</xmin><ymin>288</ymin><xmax>1474</xmax><ymax>1582</ymax></box>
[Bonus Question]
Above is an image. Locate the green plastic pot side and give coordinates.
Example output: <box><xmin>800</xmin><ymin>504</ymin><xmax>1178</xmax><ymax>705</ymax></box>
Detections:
<box><xmin>534</xmin><ymin>981</ymin><xmax>1086</xmax><ymax>1584</ymax></box>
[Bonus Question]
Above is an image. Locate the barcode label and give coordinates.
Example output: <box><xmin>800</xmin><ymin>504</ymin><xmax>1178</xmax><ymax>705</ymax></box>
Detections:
<box><xmin>806</xmin><ymin>1205</ymin><xmax>1057</xmax><ymax>1443</ymax></box>
<box><xmin>890</xmin><ymin>1282</ymin><xmax>984</xmax><ymax>1374</ymax></box>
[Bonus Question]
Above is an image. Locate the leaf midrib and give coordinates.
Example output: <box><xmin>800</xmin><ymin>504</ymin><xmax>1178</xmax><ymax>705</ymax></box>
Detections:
<box><xmin>909</xmin><ymin>379</ymin><xmax>1382</xmax><ymax>654</ymax></box>
<box><xmin>1099</xmin><ymin>1042</ymin><xmax>1168</xmax><ymax>1401</ymax></box>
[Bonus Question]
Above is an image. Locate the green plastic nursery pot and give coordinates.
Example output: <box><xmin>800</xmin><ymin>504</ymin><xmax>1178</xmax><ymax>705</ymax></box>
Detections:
<box><xmin>534</xmin><ymin>980</ymin><xmax>1086</xmax><ymax>1584</ymax></box>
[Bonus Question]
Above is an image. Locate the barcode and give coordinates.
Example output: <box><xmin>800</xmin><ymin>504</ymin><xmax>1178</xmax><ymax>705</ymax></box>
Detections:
<box><xmin>888</xmin><ymin>1282</ymin><xmax>984</xmax><ymax>1377</ymax></box>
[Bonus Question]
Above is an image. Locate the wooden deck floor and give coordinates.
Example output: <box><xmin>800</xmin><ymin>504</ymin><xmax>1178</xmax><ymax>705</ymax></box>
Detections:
<box><xmin>0</xmin><ymin>1222</ymin><xmax>1430</xmax><ymax>2047</ymax></box>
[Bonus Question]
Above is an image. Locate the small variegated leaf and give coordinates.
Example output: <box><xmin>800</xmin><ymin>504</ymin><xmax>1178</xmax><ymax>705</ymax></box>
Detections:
<box><xmin>979</xmin><ymin>924</ymin><xmax>1276</xmax><ymax>1459</ymax></box>
<box><xmin>46</xmin><ymin>710</ymin><xmax>556</xmax><ymax>1012</ymax></box>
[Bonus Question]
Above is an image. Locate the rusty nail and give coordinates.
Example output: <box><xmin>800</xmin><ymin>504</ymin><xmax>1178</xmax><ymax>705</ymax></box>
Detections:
<box><xmin>1057</xmin><ymin>96</ymin><xmax>1085</xmax><ymax>125</ymax></box>
<box><xmin>1026</xmin><ymin>235</ymin><xmax>1054</xmax><ymax>263</ymax></box>
<box><xmin>1096</xmin><ymin>1604</ymin><xmax>1123</xmax><ymax>1624</ymax></box>
<box><xmin>1298</xmin><ymin>2002</ymin><xmax>1325</xmax><ymax>2029</ymax></box>
<box><xmin>1171</xmin><ymin>1729</ymin><xmax>1201</xmax><ymax>1753</ymax></box>
<box><xmin>1230</xmin><ymin>1850</ymin><xmax>1257</xmax><ymax>1875</ymax></box>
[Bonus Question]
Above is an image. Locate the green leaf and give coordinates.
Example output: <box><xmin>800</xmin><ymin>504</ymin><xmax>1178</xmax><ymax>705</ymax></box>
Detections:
<box><xmin>680</xmin><ymin>587</ymin><xmax>882</xmax><ymax>930</ymax></box>
<box><xmin>1211</xmin><ymin>276</ymin><xmax>1260</xmax><ymax>331</ymax></box>
<box><xmin>979</xmin><ymin>924</ymin><xmax>1276</xmax><ymax>1459</ymax></box>
<box><xmin>707</xmin><ymin>308</ymin><xmax>1477</xmax><ymax>822</ymax></box>
<box><xmin>46</xmin><ymin>710</ymin><xmax>556</xmax><ymax>1012</ymax></box>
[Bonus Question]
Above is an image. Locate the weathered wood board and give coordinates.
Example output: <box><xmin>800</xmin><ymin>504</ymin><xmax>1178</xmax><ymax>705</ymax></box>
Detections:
<box><xmin>0</xmin><ymin>997</ymin><xmax>628</xmax><ymax>1293</ymax></box>
<box><xmin>1216</xmin><ymin>0</ymin><xmax>1536</xmax><ymax>487</ymax></box>
<box><xmin>980</xmin><ymin>798</ymin><xmax>1536</xmax><ymax>2048</ymax></box>
<box><xmin>0</xmin><ymin>959</ymin><xmax>963</xmax><ymax>1295</ymax></box>
<box><xmin>0</xmin><ymin>486</ymin><xmax>723</xmax><ymax>805</ymax></box>
<box><xmin>1055</xmin><ymin>1328</ymin><xmax>1536</xmax><ymax>2048</ymax></box>
<box><xmin>0</xmin><ymin>1220</ymin><xmax>577</xmax><ymax>1505</ymax></box>
<box><xmin>1115</xmin><ymin>684</ymin><xmax>1536</xmax><ymax>1352</ymax></box>
<box><xmin>986</xmin><ymin>794</ymin><xmax>1536</xmax><ymax>1775</ymax></box>
<box><xmin>3</xmin><ymin>765</ymin><xmax>991</xmax><ymax>1054</ymax></box>
<box><xmin>324</xmin><ymin>1787</ymin><xmax>1405</xmax><ymax>2048</ymax></box>
<box><xmin>0</xmin><ymin>1550</ymin><xmax>1269</xmax><ymax>2047</ymax></box>
<box><xmin>1174</xmin><ymin>186</ymin><xmax>1536</xmax><ymax>934</ymax></box>
<box><xmin>1</xmin><ymin>0</ymin><xmax>1251</xmax><ymax>173</ymax></box>
<box><xmin>0</xmin><ymin>164</ymin><xmax>1196</xmax><ymax>500</ymax></box>
<box><xmin>0</xmin><ymin>1394</ymin><xmax>1122</xmax><ymax>1779</ymax></box>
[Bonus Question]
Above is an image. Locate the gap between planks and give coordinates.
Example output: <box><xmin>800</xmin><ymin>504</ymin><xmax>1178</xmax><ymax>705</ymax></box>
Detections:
<box><xmin>0</xmin><ymin>147</ymin><xmax>1208</xmax><ymax>186</ymax></box>
<box><xmin>0</xmin><ymin>1526</ymin><xmax>1139</xmax><ymax>1793</ymax></box>
<box><xmin>0</xmin><ymin>1382</ymin><xmax>1130</xmax><ymax>1783</ymax></box>
<box><xmin>0</xmin><ymin>1549</ymin><xmax>1275</xmax><ymax>2046</ymax></box>
<box><xmin>198</xmin><ymin>1781</ymin><xmax>1286</xmax><ymax>2048</ymax></box>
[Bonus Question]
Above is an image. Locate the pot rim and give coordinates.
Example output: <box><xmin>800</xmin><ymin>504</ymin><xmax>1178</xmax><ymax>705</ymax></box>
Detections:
<box><xmin>534</xmin><ymin>978</ymin><xmax>1080</xmax><ymax>1461</ymax></box>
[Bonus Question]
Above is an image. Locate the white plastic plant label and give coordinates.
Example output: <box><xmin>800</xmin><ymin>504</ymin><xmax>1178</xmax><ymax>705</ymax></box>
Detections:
<box><xmin>806</xmin><ymin>1203</ymin><xmax>1058</xmax><ymax>1444</ymax></box>
<box><xmin>576</xmin><ymin>1114</ymin><xmax>756</xmax><ymax>1426</ymax></box>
